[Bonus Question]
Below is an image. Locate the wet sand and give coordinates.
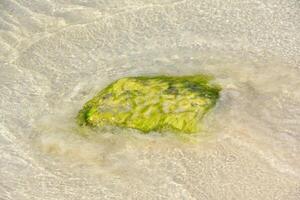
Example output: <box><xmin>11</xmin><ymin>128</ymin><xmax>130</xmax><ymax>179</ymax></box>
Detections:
<box><xmin>1</xmin><ymin>0</ymin><xmax>300</xmax><ymax>199</ymax></box>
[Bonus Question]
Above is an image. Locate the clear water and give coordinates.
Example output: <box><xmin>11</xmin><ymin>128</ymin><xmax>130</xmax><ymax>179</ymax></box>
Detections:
<box><xmin>1</xmin><ymin>0</ymin><xmax>300</xmax><ymax>199</ymax></box>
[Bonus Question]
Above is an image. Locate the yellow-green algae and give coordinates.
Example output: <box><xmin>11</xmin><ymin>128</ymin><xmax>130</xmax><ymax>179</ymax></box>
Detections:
<box><xmin>77</xmin><ymin>75</ymin><xmax>221</xmax><ymax>134</ymax></box>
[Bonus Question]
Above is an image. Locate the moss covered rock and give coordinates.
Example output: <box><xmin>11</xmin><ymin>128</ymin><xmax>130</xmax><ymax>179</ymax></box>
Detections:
<box><xmin>77</xmin><ymin>75</ymin><xmax>221</xmax><ymax>134</ymax></box>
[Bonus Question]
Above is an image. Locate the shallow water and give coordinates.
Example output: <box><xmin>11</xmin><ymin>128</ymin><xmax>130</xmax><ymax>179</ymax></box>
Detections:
<box><xmin>1</xmin><ymin>0</ymin><xmax>300</xmax><ymax>199</ymax></box>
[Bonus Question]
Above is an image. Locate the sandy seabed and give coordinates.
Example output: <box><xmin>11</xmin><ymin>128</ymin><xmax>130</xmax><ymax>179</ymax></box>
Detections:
<box><xmin>0</xmin><ymin>0</ymin><xmax>300</xmax><ymax>199</ymax></box>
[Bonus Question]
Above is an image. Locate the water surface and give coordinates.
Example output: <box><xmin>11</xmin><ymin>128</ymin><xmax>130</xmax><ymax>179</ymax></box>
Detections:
<box><xmin>1</xmin><ymin>0</ymin><xmax>300</xmax><ymax>199</ymax></box>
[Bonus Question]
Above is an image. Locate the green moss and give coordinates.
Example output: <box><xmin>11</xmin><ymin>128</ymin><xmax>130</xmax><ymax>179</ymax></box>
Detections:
<box><xmin>77</xmin><ymin>75</ymin><xmax>221</xmax><ymax>134</ymax></box>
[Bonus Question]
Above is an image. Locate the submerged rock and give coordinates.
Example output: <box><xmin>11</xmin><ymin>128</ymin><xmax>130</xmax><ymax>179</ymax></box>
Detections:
<box><xmin>77</xmin><ymin>75</ymin><xmax>221</xmax><ymax>134</ymax></box>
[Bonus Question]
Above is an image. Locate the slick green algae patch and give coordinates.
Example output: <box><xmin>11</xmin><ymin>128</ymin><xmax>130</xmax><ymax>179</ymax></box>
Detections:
<box><xmin>77</xmin><ymin>75</ymin><xmax>221</xmax><ymax>134</ymax></box>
